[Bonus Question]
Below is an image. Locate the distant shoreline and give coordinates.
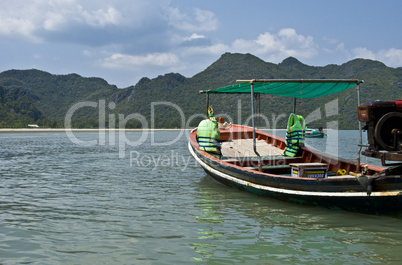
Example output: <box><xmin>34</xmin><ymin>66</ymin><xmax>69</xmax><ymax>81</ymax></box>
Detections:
<box><xmin>0</xmin><ymin>128</ymin><xmax>288</xmax><ymax>133</ymax></box>
<box><xmin>0</xmin><ymin>128</ymin><xmax>192</xmax><ymax>133</ymax></box>
<box><xmin>0</xmin><ymin>128</ymin><xmax>333</xmax><ymax>133</ymax></box>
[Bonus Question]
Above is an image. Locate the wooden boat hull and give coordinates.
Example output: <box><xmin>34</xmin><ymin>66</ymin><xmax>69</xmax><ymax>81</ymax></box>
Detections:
<box><xmin>189</xmin><ymin>125</ymin><xmax>402</xmax><ymax>214</ymax></box>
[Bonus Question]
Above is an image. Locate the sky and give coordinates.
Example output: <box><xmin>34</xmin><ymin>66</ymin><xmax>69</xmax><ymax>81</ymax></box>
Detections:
<box><xmin>1</xmin><ymin>0</ymin><xmax>402</xmax><ymax>88</ymax></box>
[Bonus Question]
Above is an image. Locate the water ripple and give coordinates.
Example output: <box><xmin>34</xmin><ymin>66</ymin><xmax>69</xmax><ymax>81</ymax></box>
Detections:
<box><xmin>0</xmin><ymin>131</ymin><xmax>401</xmax><ymax>264</ymax></box>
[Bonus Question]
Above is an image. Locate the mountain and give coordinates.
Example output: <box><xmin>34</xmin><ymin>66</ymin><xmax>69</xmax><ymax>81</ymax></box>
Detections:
<box><xmin>0</xmin><ymin>53</ymin><xmax>401</xmax><ymax>129</ymax></box>
<box><xmin>0</xmin><ymin>69</ymin><xmax>118</xmax><ymax>128</ymax></box>
<box><xmin>0</xmin><ymin>85</ymin><xmax>45</xmax><ymax>127</ymax></box>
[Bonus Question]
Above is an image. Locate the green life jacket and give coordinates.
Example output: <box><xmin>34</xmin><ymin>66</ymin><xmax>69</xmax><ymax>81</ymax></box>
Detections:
<box><xmin>196</xmin><ymin>119</ymin><xmax>221</xmax><ymax>154</ymax></box>
<box><xmin>284</xmin><ymin>113</ymin><xmax>305</xmax><ymax>157</ymax></box>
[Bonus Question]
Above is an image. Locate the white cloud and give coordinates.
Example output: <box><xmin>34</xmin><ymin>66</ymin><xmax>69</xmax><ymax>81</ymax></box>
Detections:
<box><xmin>352</xmin><ymin>47</ymin><xmax>376</xmax><ymax>60</ymax></box>
<box><xmin>352</xmin><ymin>47</ymin><xmax>402</xmax><ymax>67</ymax></box>
<box><xmin>185</xmin><ymin>33</ymin><xmax>205</xmax><ymax>41</ymax></box>
<box><xmin>181</xmin><ymin>43</ymin><xmax>228</xmax><ymax>56</ymax></box>
<box><xmin>82</xmin><ymin>49</ymin><xmax>94</xmax><ymax>57</ymax></box>
<box><xmin>0</xmin><ymin>0</ymin><xmax>221</xmax><ymax>55</ymax></box>
<box><xmin>0</xmin><ymin>0</ymin><xmax>41</xmax><ymax>41</ymax></box>
<box><xmin>43</xmin><ymin>12</ymin><xmax>66</xmax><ymax>31</ymax></box>
<box><xmin>193</xmin><ymin>8</ymin><xmax>219</xmax><ymax>31</ymax></box>
<box><xmin>0</xmin><ymin>16</ymin><xmax>40</xmax><ymax>41</ymax></box>
<box><xmin>80</xmin><ymin>6</ymin><xmax>122</xmax><ymax>27</ymax></box>
<box><xmin>377</xmin><ymin>48</ymin><xmax>402</xmax><ymax>67</ymax></box>
<box><xmin>231</xmin><ymin>28</ymin><xmax>318</xmax><ymax>62</ymax></box>
<box><xmin>322</xmin><ymin>36</ymin><xmax>340</xmax><ymax>45</ymax></box>
<box><xmin>323</xmin><ymin>42</ymin><xmax>346</xmax><ymax>54</ymax></box>
<box><xmin>0</xmin><ymin>1</ymin><xmax>164</xmax><ymax>40</ymax></box>
<box><xmin>100</xmin><ymin>52</ymin><xmax>179</xmax><ymax>69</ymax></box>
<box><xmin>166</xmin><ymin>7</ymin><xmax>218</xmax><ymax>32</ymax></box>
<box><xmin>171</xmin><ymin>33</ymin><xmax>206</xmax><ymax>45</ymax></box>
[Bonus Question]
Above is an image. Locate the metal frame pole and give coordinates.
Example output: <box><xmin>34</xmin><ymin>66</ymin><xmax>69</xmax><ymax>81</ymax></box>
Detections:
<box><xmin>357</xmin><ymin>84</ymin><xmax>362</xmax><ymax>145</ymax></box>
<box><xmin>356</xmin><ymin>83</ymin><xmax>362</xmax><ymax>172</ymax></box>
<box><xmin>250</xmin><ymin>80</ymin><xmax>262</xmax><ymax>171</ymax></box>
<box><xmin>206</xmin><ymin>93</ymin><xmax>209</xmax><ymax>116</ymax></box>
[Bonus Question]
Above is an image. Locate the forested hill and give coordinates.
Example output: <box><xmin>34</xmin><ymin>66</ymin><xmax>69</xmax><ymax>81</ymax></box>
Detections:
<box><xmin>1</xmin><ymin>53</ymin><xmax>401</xmax><ymax>129</ymax></box>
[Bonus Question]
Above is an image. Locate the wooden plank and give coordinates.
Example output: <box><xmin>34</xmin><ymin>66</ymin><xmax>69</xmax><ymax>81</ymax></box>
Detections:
<box><xmin>245</xmin><ymin>164</ymin><xmax>291</xmax><ymax>170</ymax></box>
<box><xmin>289</xmin><ymin>163</ymin><xmax>328</xmax><ymax>168</ymax></box>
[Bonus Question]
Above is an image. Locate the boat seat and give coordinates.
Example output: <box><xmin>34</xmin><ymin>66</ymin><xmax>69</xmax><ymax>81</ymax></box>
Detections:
<box><xmin>244</xmin><ymin>164</ymin><xmax>291</xmax><ymax>171</ymax></box>
<box><xmin>221</xmin><ymin>155</ymin><xmax>302</xmax><ymax>167</ymax></box>
<box><xmin>222</xmin><ymin>155</ymin><xmax>301</xmax><ymax>162</ymax></box>
<box><xmin>327</xmin><ymin>175</ymin><xmax>356</xmax><ymax>179</ymax></box>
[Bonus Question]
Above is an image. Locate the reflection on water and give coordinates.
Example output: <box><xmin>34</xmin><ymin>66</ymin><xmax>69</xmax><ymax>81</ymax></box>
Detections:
<box><xmin>192</xmin><ymin>189</ymin><xmax>224</xmax><ymax>261</ymax></box>
<box><xmin>192</xmin><ymin>176</ymin><xmax>402</xmax><ymax>264</ymax></box>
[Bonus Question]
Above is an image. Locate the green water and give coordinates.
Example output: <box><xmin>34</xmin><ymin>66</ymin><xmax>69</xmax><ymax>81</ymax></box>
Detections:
<box><xmin>0</xmin><ymin>131</ymin><xmax>400</xmax><ymax>264</ymax></box>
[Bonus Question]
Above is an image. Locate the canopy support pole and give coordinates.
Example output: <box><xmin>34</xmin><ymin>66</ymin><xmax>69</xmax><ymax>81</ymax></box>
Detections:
<box><xmin>250</xmin><ymin>80</ymin><xmax>262</xmax><ymax>172</ymax></box>
<box><xmin>206</xmin><ymin>93</ymin><xmax>209</xmax><ymax>116</ymax></box>
<box><xmin>293</xmin><ymin>98</ymin><xmax>297</xmax><ymax>114</ymax></box>
<box><xmin>356</xmin><ymin>83</ymin><xmax>362</xmax><ymax>172</ymax></box>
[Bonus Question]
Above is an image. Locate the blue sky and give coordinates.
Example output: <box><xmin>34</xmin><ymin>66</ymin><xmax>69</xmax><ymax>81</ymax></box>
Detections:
<box><xmin>1</xmin><ymin>0</ymin><xmax>401</xmax><ymax>88</ymax></box>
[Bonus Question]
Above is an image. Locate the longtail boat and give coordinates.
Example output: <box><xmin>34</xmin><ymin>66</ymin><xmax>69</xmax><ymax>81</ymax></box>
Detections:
<box><xmin>188</xmin><ymin>79</ymin><xmax>402</xmax><ymax>214</ymax></box>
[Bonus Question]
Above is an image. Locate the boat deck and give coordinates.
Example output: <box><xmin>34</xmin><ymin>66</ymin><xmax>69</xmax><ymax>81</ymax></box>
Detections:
<box><xmin>221</xmin><ymin>138</ymin><xmax>284</xmax><ymax>158</ymax></box>
<box><xmin>220</xmin><ymin>138</ymin><xmax>357</xmax><ymax>178</ymax></box>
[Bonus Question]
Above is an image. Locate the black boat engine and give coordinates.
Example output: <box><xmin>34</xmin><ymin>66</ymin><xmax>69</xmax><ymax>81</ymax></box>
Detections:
<box><xmin>358</xmin><ymin>100</ymin><xmax>402</xmax><ymax>163</ymax></box>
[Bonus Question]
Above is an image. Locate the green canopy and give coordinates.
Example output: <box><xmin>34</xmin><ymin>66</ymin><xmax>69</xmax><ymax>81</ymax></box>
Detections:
<box><xmin>200</xmin><ymin>79</ymin><xmax>363</xmax><ymax>98</ymax></box>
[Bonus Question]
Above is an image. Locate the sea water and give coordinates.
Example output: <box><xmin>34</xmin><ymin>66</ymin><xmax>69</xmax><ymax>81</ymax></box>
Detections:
<box><xmin>0</xmin><ymin>130</ymin><xmax>401</xmax><ymax>264</ymax></box>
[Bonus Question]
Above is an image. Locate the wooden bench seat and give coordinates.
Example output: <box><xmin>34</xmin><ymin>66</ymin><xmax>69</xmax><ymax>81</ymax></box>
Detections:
<box><xmin>222</xmin><ymin>155</ymin><xmax>302</xmax><ymax>167</ymax></box>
